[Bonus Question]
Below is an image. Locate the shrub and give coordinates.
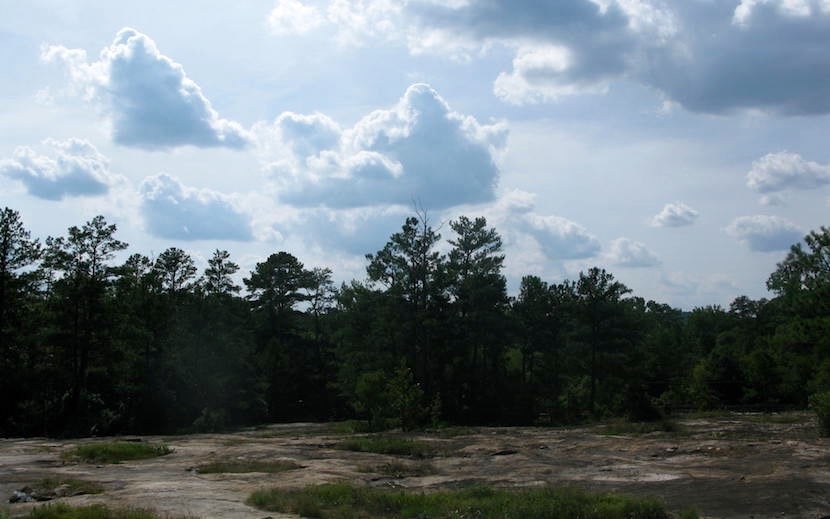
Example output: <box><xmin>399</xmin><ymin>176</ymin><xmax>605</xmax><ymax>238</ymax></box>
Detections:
<box><xmin>809</xmin><ymin>390</ymin><xmax>830</xmax><ymax>436</ymax></box>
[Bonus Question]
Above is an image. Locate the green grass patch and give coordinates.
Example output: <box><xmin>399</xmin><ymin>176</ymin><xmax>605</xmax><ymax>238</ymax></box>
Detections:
<box><xmin>327</xmin><ymin>420</ymin><xmax>375</xmax><ymax>434</ymax></box>
<box><xmin>22</xmin><ymin>503</ymin><xmax>182</xmax><ymax>519</ymax></box>
<box><xmin>599</xmin><ymin>419</ymin><xmax>681</xmax><ymax>436</ymax></box>
<box><xmin>196</xmin><ymin>459</ymin><xmax>301</xmax><ymax>474</ymax></box>
<box><xmin>337</xmin><ymin>436</ymin><xmax>434</xmax><ymax>457</ymax></box>
<box><xmin>744</xmin><ymin>412</ymin><xmax>805</xmax><ymax>425</ymax></box>
<box><xmin>247</xmin><ymin>483</ymin><xmax>670</xmax><ymax>519</ymax></box>
<box><xmin>357</xmin><ymin>460</ymin><xmax>436</xmax><ymax>478</ymax></box>
<box><xmin>63</xmin><ymin>442</ymin><xmax>172</xmax><ymax>464</ymax></box>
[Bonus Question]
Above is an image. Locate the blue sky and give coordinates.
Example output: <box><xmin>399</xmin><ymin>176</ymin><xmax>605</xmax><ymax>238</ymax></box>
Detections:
<box><xmin>2</xmin><ymin>0</ymin><xmax>829</xmax><ymax>308</ymax></box>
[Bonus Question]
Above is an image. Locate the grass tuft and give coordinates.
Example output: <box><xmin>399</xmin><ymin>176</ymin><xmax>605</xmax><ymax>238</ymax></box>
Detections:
<box><xmin>357</xmin><ymin>460</ymin><xmax>436</xmax><ymax>478</ymax></box>
<box><xmin>247</xmin><ymin>482</ymin><xmax>670</xmax><ymax>519</ymax></box>
<box><xmin>24</xmin><ymin>503</ymin><xmax>182</xmax><ymax>519</ymax></box>
<box><xmin>63</xmin><ymin>442</ymin><xmax>172</xmax><ymax>464</ymax></box>
<box><xmin>28</xmin><ymin>477</ymin><xmax>104</xmax><ymax>497</ymax></box>
<box><xmin>336</xmin><ymin>436</ymin><xmax>434</xmax><ymax>457</ymax></box>
<box><xmin>196</xmin><ymin>459</ymin><xmax>301</xmax><ymax>474</ymax></box>
<box><xmin>599</xmin><ymin>419</ymin><xmax>681</xmax><ymax>436</ymax></box>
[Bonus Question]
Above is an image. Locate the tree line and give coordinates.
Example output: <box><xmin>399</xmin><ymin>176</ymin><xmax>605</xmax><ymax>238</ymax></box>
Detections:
<box><xmin>1</xmin><ymin>206</ymin><xmax>828</xmax><ymax>436</ymax></box>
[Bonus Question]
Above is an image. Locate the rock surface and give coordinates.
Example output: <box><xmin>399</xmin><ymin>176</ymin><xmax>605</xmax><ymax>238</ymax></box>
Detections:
<box><xmin>1</xmin><ymin>415</ymin><xmax>829</xmax><ymax>518</ymax></box>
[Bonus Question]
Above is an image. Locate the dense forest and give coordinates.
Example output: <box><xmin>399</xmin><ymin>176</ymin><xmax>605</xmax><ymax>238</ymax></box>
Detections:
<box><xmin>1</xmin><ymin>206</ymin><xmax>829</xmax><ymax>437</ymax></box>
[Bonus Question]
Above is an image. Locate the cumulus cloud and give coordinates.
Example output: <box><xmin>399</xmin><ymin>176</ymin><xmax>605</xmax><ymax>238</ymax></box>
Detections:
<box><xmin>327</xmin><ymin>0</ymin><xmax>830</xmax><ymax>115</ymax></box>
<box><xmin>292</xmin><ymin>206</ymin><xmax>409</xmax><ymax>255</ymax></box>
<box><xmin>268</xmin><ymin>0</ymin><xmax>325</xmax><ymax>34</ymax></box>
<box><xmin>725</xmin><ymin>215</ymin><xmax>802</xmax><ymax>252</ymax></box>
<box><xmin>493</xmin><ymin>44</ymin><xmax>609</xmax><ymax>104</ymax></box>
<box><xmin>0</xmin><ymin>138</ymin><xmax>122</xmax><ymax>200</ymax></box>
<box><xmin>266</xmin><ymin>83</ymin><xmax>507</xmax><ymax>210</ymax></box>
<box><xmin>42</xmin><ymin>28</ymin><xmax>250</xmax><ymax>150</ymax></box>
<box><xmin>651</xmin><ymin>202</ymin><xmax>699</xmax><ymax>227</ymax></box>
<box><xmin>517</xmin><ymin>213</ymin><xmax>601</xmax><ymax>260</ymax></box>
<box><xmin>139</xmin><ymin>173</ymin><xmax>253</xmax><ymax>241</ymax></box>
<box><xmin>746</xmin><ymin>151</ymin><xmax>830</xmax><ymax>193</ymax></box>
<box><xmin>606</xmin><ymin>237</ymin><xmax>660</xmax><ymax>267</ymax></box>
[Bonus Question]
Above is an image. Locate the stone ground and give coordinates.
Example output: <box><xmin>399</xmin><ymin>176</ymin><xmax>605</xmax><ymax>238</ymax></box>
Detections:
<box><xmin>1</xmin><ymin>413</ymin><xmax>829</xmax><ymax>518</ymax></box>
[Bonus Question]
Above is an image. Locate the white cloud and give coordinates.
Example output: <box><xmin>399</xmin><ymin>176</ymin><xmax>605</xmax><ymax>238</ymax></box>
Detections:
<box><xmin>651</xmin><ymin>202</ymin><xmax>699</xmax><ymax>227</ymax></box>
<box><xmin>518</xmin><ymin>213</ymin><xmax>601</xmax><ymax>260</ymax></box>
<box><xmin>42</xmin><ymin>28</ymin><xmax>250</xmax><ymax>150</ymax></box>
<box><xmin>493</xmin><ymin>45</ymin><xmax>609</xmax><ymax>104</ymax></box>
<box><xmin>606</xmin><ymin>237</ymin><xmax>660</xmax><ymax>267</ymax></box>
<box><xmin>759</xmin><ymin>193</ymin><xmax>786</xmax><ymax>206</ymax></box>
<box><xmin>291</xmin><ymin>206</ymin><xmax>409</xmax><ymax>255</ymax></box>
<box><xmin>0</xmin><ymin>138</ymin><xmax>123</xmax><ymax>200</ymax></box>
<box><xmin>725</xmin><ymin>215</ymin><xmax>802</xmax><ymax>252</ymax></box>
<box><xmin>326</xmin><ymin>0</ymin><xmax>400</xmax><ymax>44</ymax></box>
<box><xmin>268</xmin><ymin>0</ymin><xmax>325</xmax><ymax>34</ymax></box>
<box><xmin>266</xmin><ymin>83</ymin><xmax>507</xmax><ymax>210</ymax></box>
<box><xmin>746</xmin><ymin>151</ymin><xmax>830</xmax><ymax>193</ymax></box>
<box><xmin>139</xmin><ymin>173</ymin><xmax>253</xmax><ymax>241</ymax></box>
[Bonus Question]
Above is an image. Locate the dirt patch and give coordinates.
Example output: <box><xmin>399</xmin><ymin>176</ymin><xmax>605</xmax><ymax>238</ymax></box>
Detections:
<box><xmin>1</xmin><ymin>415</ymin><xmax>829</xmax><ymax>518</ymax></box>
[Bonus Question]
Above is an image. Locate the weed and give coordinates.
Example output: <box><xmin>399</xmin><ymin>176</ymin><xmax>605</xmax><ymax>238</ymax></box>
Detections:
<box><xmin>336</xmin><ymin>436</ymin><xmax>434</xmax><ymax>457</ymax></box>
<box><xmin>357</xmin><ymin>460</ymin><xmax>436</xmax><ymax>478</ymax></box>
<box><xmin>247</xmin><ymin>482</ymin><xmax>670</xmax><ymax>519</ymax></box>
<box><xmin>24</xmin><ymin>503</ymin><xmax>180</xmax><ymax>519</ymax></box>
<box><xmin>195</xmin><ymin>459</ymin><xmax>300</xmax><ymax>474</ymax></box>
<box><xmin>599</xmin><ymin>419</ymin><xmax>681</xmax><ymax>436</ymax></box>
<box><xmin>28</xmin><ymin>477</ymin><xmax>104</xmax><ymax>497</ymax></box>
<box><xmin>63</xmin><ymin>442</ymin><xmax>172</xmax><ymax>464</ymax></box>
<box><xmin>809</xmin><ymin>391</ymin><xmax>830</xmax><ymax>436</ymax></box>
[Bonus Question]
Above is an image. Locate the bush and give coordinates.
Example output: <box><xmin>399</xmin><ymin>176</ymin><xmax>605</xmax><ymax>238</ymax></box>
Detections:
<box><xmin>809</xmin><ymin>390</ymin><xmax>830</xmax><ymax>436</ymax></box>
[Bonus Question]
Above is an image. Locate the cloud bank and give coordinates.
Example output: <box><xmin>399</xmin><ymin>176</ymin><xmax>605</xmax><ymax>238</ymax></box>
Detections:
<box><xmin>140</xmin><ymin>173</ymin><xmax>253</xmax><ymax>241</ymax></box>
<box><xmin>42</xmin><ymin>28</ymin><xmax>250</xmax><ymax>150</ymax></box>
<box><xmin>0</xmin><ymin>139</ymin><xmax>121</xmax><ymax>200</ymax></box>
<box><xmin>315</xmin><ymin>0</ymin><xmax>830</xmax><ymax>115</ymax></box>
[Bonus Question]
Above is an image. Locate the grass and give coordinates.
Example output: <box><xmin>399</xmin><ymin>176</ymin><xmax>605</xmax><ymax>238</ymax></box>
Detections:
<box><xmin>337</xmin><ymin>436</ymin><xmax>435</xmax><ymax>457</ymax></box>
<box><xmin>357</xmin><ymin>460</ymin><xmax>436</xmax><ymax>478</ymax></box>
<box><xmin>327</xmin><ymin>420</ymin><xmax>375</xmax><ymax>434</ymax></box>
<box><xmin>195</xmin><ymin>459</ymin><xmax>301</xmax><ymax>474</ymax></box>
<box><xmin>28</xmin><ymin>477</ymin><xmax>105</xmax><ymax>497</ymax></box>
<box><xmin>247</xmin><ymin>482</ymin><xmax>671</xmax><ymax>519</ymax></box>
<box><xmin>599</xmin><ymin>419</ymin><xmax>681</xmax><ymax>436</ymax></box>
<box><xmin>62</xmin><ymin>442</ymin><xmax>172</xmax><ymax>464</ymax></box>
<box><xmin>20</xmin><ymin>503</ymin><xmax>186</xmax><ymax>519</ymax></box>
<box><xmin>744</xmin><ymin>412</ymin><xmax>807</xmax><ymax>425</ymax></box>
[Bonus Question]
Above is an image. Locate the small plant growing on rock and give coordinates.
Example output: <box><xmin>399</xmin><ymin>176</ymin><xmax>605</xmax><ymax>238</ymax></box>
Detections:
<box><xmin>809</xmin><ymin>390</ymin><xmax>830</xmax><ymax>437</ymax></box>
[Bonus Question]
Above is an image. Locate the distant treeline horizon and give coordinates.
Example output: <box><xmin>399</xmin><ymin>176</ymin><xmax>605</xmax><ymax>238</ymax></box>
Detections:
<box><xmin>1</xmin><ymin>206</ymin><xmax>828</xmax><ymax>437</ymax></box>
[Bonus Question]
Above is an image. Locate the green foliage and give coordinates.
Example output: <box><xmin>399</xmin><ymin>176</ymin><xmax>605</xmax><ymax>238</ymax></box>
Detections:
<box><xmin>247</xmin><ymin>483</ymin><xmax>670</xmax><ymax>519</ymax></box>
<box><xmin>63</xmin><ymin>442</ymin><xmax>172</xmax><ymax>464</ymax></box>
<box><xmin>25</xmin><ymin>503</ymin><xmax>176</xmax><ymax>519</ymax></box>
<box><xmin>809</xmin><ymin>390</ymin><xmax>830</xmax><ymax>436</ymax></box>
<box><xmin>3</xmin><ymin>207</ymin><xmax>830</xmax><ymax>437</ymax></box>
<box><xmin>388</xmin><ymin>364</ymin><xmax>427</xmax><ymax>430</ymax></box>
<box><xmin>195</xmin><ymin>459</ymin><xmax>300</xmax><ymax>474</ymax></box>
<box><xmin>357</xmin><ymin>460</ymin><xmax>436</xmax><ymax>478</ymax></box>
<box><xmin>599</xmin><ymin>418</ymin><xmax>681</xmax><ymax>436</ymax></box>
<box><xmin>337</xmin><ymin>436</ymin><xmax>434</xmax><ymax>457</ymax></box>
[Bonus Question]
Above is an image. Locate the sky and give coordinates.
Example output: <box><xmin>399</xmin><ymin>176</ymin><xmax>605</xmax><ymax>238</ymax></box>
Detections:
<box><xmin>2</xmin><ymin>0</ymin><xmax>829</xmax><ymax>309</ymax></box>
